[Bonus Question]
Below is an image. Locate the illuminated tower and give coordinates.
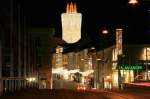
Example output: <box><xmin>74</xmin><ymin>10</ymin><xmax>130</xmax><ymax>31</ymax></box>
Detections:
<box><xmin>61</xmin><ymin>2</ymin><xmax>82</xmax><ymax>43</ymax></box>
<box><xmin>55</xmin><ymin>46</ymin><xmax>63</xmax><ymax>68</ymax></box>
<box><xmin>116</xmin><ymin>28</ymin><xmax>123</xmax><ymax>56</ymax></box>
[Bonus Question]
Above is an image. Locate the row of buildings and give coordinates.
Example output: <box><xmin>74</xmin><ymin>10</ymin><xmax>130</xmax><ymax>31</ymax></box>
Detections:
<box><xmin>51</xmin><ymin>44</ymin><xmax>150</xmax><ymax>89</ymax></box>
<box><xmin>0</xmin><ymin>1</ymin><xmax>57</xmax><ymax>95</ymax></box>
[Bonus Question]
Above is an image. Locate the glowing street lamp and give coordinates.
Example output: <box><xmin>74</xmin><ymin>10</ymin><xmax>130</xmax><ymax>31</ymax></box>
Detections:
<box><xmin>91</xmin><ymin>47</ymin><xmax>95</xmax><ymax>50</ymax></box>
<box><xmin>98</xmin><ymin>28</ymin><xmax>109</xmax><ymax>88</ymax></box>
<box><xmin>128</xmin><ymin>0</ymin><xmax>138</xmax><ymax>5</ymax></box>
<box><xmin>102</xmin><ymin>29</ymin><xmax>109</xmax><ymax>34</ymax></box>
<box><xmin>96</xmin><ymin>58</ymin><xmax>101</xmax><ymax>61</ymax></box>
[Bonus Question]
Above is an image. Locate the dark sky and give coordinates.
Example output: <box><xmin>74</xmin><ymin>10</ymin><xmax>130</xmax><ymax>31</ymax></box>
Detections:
<box><xmin>20</xmin><ymin>0</ymin><xmax>150</xmax><ymax>51</ymax></box>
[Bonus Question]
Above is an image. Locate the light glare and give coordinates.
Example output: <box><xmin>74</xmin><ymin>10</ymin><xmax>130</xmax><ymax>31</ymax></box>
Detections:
<box><xmin>128</xmin><ymin>0</ymin><xmax>138</xmax><ymax>4</ymax></box>
<box><xmin>102</xmin><ymin>30</ymin><xmax>108</xmax><ymax>34</ymax></box>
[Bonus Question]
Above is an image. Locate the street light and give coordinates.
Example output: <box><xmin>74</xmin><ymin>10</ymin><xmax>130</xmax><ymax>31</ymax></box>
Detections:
<box><xmin>102</xmin><ymin>29</ymin><xmax>109</xmax><ymax>35</ymax></box>
<box><xmin>99</xmin><ymin>28</ymin><xmax>109</xmax><ymax>88</ymax></box>
<box><xmin>128</xmin><ymin>0</ymin><xmax>138</xmax><ymax>5</ymax></box>
<box><xmin>100</xmin><ymin>28</ymin><xmax>109</xmax><ymax>69</ymax></box>
<box><xmin>96</xmin><ymin>57</ymin><xmax>102</xmax><ymax>88</ymax></box>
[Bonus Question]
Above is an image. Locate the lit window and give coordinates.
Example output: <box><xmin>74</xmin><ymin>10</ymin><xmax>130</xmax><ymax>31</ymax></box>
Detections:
<box><xmin>141</xmin><ymin>48</ymin><xmax>150</xmax><ymax>60</ymax></box>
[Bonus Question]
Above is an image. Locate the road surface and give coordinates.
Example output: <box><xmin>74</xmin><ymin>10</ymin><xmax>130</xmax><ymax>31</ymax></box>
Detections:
<box><xmin>1</xmin><ymin>88</ymin><xmax>150</xmax><ymax>99</ymax></box>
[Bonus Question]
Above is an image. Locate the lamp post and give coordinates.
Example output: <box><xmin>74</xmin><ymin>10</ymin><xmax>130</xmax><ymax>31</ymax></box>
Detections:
<box><xmin>100</xmin><ymin>28</ymin><xmax>109</xmax><ymax>88</ymax></box>
<box><xmin>90</xmin><ymin>47</ymin><xmax>97</xmax><ymax>88</ymax></box>
<box><xmin>96</xmin><ymin>57</ymin><xmax>101</xmax><ymax>88</ymax></box>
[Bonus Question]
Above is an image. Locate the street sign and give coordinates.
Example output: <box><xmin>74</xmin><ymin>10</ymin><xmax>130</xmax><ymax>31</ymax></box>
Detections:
<box><xmin>112</xmin><ymin>65</ymin><xmax>145</xmax><ymax>70</ymax></box>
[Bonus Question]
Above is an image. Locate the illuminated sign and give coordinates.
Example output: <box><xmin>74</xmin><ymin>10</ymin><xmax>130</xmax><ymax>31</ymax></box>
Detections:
<box><xmin>112</xmin><ymin>65</ymin><xmax>144</xmax><ymax>70</ymax></box>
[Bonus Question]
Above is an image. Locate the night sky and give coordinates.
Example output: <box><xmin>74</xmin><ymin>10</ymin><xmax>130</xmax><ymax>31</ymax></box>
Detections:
<box><xmin>20</xmin><ymin>0</ymin><xmax>150</xmax><ymax>51</ymax></box>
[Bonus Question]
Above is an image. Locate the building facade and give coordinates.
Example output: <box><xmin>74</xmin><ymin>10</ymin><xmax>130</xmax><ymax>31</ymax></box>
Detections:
<box><xmin>0</xmin><ymin>1</ymin><xmax>38</xmax><ymax>95</ymax></box>
<box><xmin>51</xmin><ymin>44</ymin><xmax>150</xmax><ymax>89</ymax></box>
<box><xmin>30</xmin><ymin>28</ymin><xmax>55</xmax><ymax>89</ymax></box>
<box><xmin>97</xmin><ymin>44</ymin><xmax>150</xmax><ymax>89</ymax></box>
<box><xmin>52</xmin><ymin>47</ymin><xmax>96</xmax><ymax>89</ymax></box>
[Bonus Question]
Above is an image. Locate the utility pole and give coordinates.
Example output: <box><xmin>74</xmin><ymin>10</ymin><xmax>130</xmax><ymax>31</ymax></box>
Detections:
<box><xmin>101</xmin><ymin>28</ymin><xmax>109</xmax><ymax>89</ymax></box>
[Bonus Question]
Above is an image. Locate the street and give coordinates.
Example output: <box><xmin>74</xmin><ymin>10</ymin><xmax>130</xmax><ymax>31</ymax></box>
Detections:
<box><xmin>1</xmin><ymin>88</ymin><xmax>150</xmax><ymax>99</ymax></box>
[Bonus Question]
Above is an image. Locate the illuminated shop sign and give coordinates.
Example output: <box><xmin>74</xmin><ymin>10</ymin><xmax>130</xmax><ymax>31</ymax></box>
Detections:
<box><xmin>112</xmin><ymin>65</ymin><xmax>144</xmax><ymax>70</ymax></box>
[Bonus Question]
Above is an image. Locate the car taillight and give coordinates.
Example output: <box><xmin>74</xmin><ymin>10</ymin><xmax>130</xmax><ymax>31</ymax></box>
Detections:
<box><xmin>83</xmin><ymin>86</ymin><xmax>86</xmax><ymax>90</ymax></box>
<box><xmin>77</xmin><ymin>85</ymin><xmax>86</xmax><ymax>91</ymax></box>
